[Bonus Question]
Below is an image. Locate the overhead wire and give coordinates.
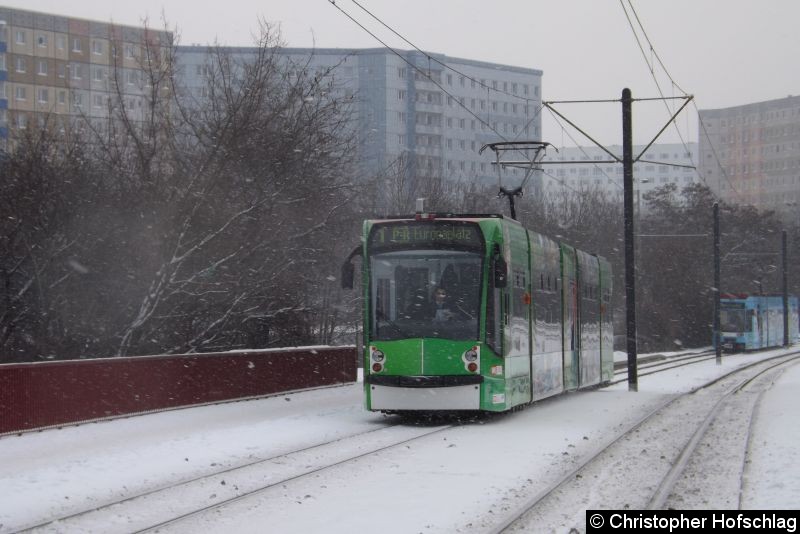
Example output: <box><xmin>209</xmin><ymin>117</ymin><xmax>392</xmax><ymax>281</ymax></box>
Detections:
<box><xmin>328</xmin><ymin>0</ymin><xmax>550</xmax><ymax>193</ymax></box>
<box><xmin>544</xmin><ymin>107</ymin><xmax>624</xmax><ymax>192</ymax></box>
<box><xmin>347</xmin><ymin>0</ymin><xmax>551</xmax><ymax>190</ymax></box>
<box><xmin>328</xmin><ymin>1</ymin><xmax>511</xmax><ymax>143</ymax></box>
<box><xmin>349</xmin><ymin>0</ymin><xmax>535</xmax><ymax>104</ymax></box>
<box><xmin>618</xmin><ymin>2</ymin><xmax>695</xmax><ymax>162</ymax></box>
<box><xmin>620</xmin><ymin>0</ymin><xmax>744</xmax><ymax>203</ymax></box>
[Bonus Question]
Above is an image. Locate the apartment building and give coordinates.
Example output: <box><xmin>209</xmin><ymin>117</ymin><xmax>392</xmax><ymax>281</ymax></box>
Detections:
<box><xmin>0</xmin><ymin>6</ymin><xmax>171</xmax><ymax>149</ymax></box>
<box><xmin>699</xmin><ymin>96</ymin><xmax>800</xmax><ymax>216</ymax></box>
<box><xmin>176</xmin><ymin>46</ymin><xmax>543</xmax><ymax>187</ymax></box>
<box><xmin>541</xmin><ymin>142</ymin><xmax>699</xmax><ymax>209</ymax></box>
<box><xmin>0</xmin><ymin>6</ymin><xmax>543</xmax><ymax>197</ymax></box>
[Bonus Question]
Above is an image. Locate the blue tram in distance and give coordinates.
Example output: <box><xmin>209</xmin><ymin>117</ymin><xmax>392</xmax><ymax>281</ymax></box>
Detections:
<box><xmin>718</xmin><ymin>293</ymin><xmax>799</xmax><ymax>352</ymax></box>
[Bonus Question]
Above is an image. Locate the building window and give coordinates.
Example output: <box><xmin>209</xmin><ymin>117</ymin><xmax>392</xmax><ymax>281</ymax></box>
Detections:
<box><xmin>92</xmin><ymin>40</ymin><xmax>103</xmax><ymax>55</ymax></box>
<box><xmin>17</xmin><ymin>113</ymin><xmax>28</xmax><ymax>129</ymax></box>
<box><xmin>15</xmin><ymin>86</ymin><xmax>27</xmax><ymax>101</ymax></box>
<box><xmin>58</xmin><ymin>90</ymin><xmax>66</xmax><ymax>105</ymax></box>
<box><xmin>37</xmin><ymin>60</ymin><xmax>47</xmax><ymax>76</ymax></box>
<box><xmin>15</xmin><ymin>30</ymin><xmax>26</xmax><ymax>45</ymax></box>
<box><xmin>15</xmin><ymin>57</ymin><xmax>26</xmax><ymax>73</ymax></box>
<box><xmin>93</xmin><ymin>67</ymin><xmax>104</xmax><ymax>82</ymax></box>
<box><xmin>38</xmin><ymin>88</ymin><xmax>48</xmax><ymax>103</ymax></box>
<box><xmin>71</xmin><ymin>64</ymin><xmax>82</xmax><ymax>79</ymax></box>
<box><xmin>37</xmin><ymin>34</ymin><xmax>48</xmax><ymax>47</ymax></box>
<box><xmin>125</xmin><ymin>45</ymin><xmax>136</xmax><ymax>59</ymax></box>
<box><xmin>93</xmin><ymin>94</ymin><xmax>105</xmax><ymax>108</ymax></box>
<box><xmin>72</xmin><ymin>38</ymin><xmax>82</xmax><ymax>53</ymax></box>
<box><xmin>56</xmin><ymin>35</ymin><xmax>66</xmax><ymax>50</ymax></box>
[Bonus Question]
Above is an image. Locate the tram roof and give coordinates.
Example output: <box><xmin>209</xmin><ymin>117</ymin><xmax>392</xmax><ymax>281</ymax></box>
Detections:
<box><xmin>370</xmin><ymin>213</ymin><xmax>509</xmax><ymax>222</ymax></box>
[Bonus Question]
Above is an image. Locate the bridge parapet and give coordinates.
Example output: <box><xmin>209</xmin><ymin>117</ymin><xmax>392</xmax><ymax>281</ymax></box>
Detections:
<box><xmin>0</xmin><ymin>346</ymin><xmax>357</xmax><ymax>435</ymax></box>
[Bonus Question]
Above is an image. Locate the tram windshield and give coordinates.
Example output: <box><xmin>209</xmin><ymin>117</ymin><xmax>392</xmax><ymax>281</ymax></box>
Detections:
<box><xmin>369</xmin><ymin>250</ymin><xmax>482</xmax><ymax>341</ymax></box>
<box><xmin>720</xmin><ymin>307</ymin><xmax>749</xmax><ymax>332</ymax></box>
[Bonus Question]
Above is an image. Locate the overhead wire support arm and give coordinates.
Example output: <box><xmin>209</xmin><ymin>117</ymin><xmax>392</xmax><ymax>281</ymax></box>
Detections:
<box><xmin>634</xmin><ymin>95</ymin><xmax>694</xmax><ymax>161</ymax></box>
<box><xmin>543</xmin><ymin>101</ymin><xmax>621</xmax><ymax>163</ymax></box>
<box><xmin>544</xmin><ymin>95</ymin><xmax>694</xmax><ymax>166</ymax></box>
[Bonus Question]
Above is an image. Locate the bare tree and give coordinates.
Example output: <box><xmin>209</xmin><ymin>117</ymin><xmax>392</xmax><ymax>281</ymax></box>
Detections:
<box><xmin>1</xmin><ymin>21</ymin><xmax>361</xmax><ymax>361</ymax></box>
<box><xmin>0</xmin><ymin>124</ymin><xmax>104</xmax><ymax>361</ymax></box>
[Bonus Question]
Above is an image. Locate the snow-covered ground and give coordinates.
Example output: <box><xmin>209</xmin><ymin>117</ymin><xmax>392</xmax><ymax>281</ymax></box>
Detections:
<box><xmin>0</xmin><ymin>347</ymin><xmax>798</xmax><ymax>533</ymax></box>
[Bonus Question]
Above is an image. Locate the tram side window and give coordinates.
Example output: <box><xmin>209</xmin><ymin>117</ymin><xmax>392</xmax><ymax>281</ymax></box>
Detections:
<box><xmin>486</xmin><ymin>284</ymin><xmax>502</xmax><ymax>353</ymax></box>
<box><xmin>486</xmin><ymin>251</ymin><xmax>504</xmax><ymax>354</ymax></box>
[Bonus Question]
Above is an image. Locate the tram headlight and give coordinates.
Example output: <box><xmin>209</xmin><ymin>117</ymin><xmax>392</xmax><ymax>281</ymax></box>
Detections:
<box><xmin>464</xmin><ymin>349</ymin><xmax>478</xmax><ymax>362</ymax></box>
<box><xmin>371</xmin><ymin>349</ymin><xmax>385</xmax><ymax>363</ymax></box>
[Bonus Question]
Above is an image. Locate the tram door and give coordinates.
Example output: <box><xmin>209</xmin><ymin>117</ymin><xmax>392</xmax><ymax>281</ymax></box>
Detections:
<box><xmin>561</xmin><ymin>245</ymin><xmax>579</xmax><ymax>391</ymax></box>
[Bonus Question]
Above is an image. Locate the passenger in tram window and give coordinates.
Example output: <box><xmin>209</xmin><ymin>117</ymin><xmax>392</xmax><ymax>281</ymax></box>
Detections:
<box><xmin>404</xmin><ymin>286</ymin><xmax>430</xmax><ymax>320</ymax></box>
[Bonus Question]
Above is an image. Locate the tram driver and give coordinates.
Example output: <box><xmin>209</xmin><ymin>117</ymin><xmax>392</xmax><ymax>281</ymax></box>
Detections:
<box><xmin>431</xmin><ymin>287</ymin><xmax>454</xmax><ymax>321</ymax></box>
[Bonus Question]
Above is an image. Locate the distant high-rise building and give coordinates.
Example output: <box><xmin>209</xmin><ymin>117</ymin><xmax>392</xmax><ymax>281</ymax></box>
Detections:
<box><xmin>0</xmin><ymin>6</ymin><xmax>171</xmax><ymax>150</ymax></box>
<box><xmin>698</xmin><ymin>96</ymin><xmax>800</xmax><ymax>216</ymax></box>
<box><xmin>0</xmin><ymin>6</ymin><xmax>543</xmax><ymax>198</ymax></box>
<box><xmin>541</xmin><ymin>142</ymin><xmax>699</xmax><ymax>210</ymax></box>
<box><xmin>176</xmin><ymin>46</ymin><xmax>543</xmax><ymax>188</ymax></box>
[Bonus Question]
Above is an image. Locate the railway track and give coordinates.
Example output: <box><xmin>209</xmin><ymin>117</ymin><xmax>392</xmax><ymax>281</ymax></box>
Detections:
<box><xmin>12</xmin><ymin>348</ymin><xmax>797</xmax><ymax>533</ymax></box>
<box><xmin>488</xmin><ymin>351</ymin><xmax>800</xmax><ymax>532</ymax></box>
<box><xmin>20</xmin><ymin>421</ymin><xmax>453</xmax><ymax>533</ymax></box>
<box><xmin>610</xmin><ymin>349</ymin><xmax>716</xmax><ymax>384</ymax></box>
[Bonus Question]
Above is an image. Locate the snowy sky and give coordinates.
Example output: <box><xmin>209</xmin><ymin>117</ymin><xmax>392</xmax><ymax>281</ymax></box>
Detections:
<box><xmin>6</xmin><ymin>0</ymin><xmax>800</xmax><ymax>146</ymax></box>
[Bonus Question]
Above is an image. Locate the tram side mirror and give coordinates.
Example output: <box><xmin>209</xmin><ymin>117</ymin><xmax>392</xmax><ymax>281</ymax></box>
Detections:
<box><xmin>341</xmin><ymin>261</ymin><xmax>354</xmax><ymax>290</ymax></box>
<box><xmin>341</xmin><ymin>245</ymin><xmax>362</xmax><ymax>290</ymax></box>
<box><xmin>492</xmin><ymin>256</ymin><xmax>507</xmax><ymax>288</ymax></box>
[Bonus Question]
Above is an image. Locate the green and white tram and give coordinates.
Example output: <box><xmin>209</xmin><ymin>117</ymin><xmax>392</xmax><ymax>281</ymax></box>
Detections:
<box><xmin>342</xmin><ymin>213</ymin><xmax>614</xmax><ymax>414</ymax></box>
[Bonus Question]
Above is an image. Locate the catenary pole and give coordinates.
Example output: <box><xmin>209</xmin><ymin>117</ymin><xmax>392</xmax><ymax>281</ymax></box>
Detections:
<box><xmin>714</xmin><ymin>203</ymin><xmax>721</xmax><ymax>364</ymax></box>
<box><xmin>622</xmin><ymin>88</ymin><xmax>638</xmax><ymax>391</ymax></box>
<box><xmin>783</xmin><ymin>229</ymin><xmax>789</xmax><ymax>347</ymax></box>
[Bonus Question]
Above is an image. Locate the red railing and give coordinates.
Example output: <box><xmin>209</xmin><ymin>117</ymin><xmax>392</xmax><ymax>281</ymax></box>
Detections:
<box><xmin>0</xmin><ymin>346</ymin><xmax>357</xmax><ymax>435</ymax></box>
